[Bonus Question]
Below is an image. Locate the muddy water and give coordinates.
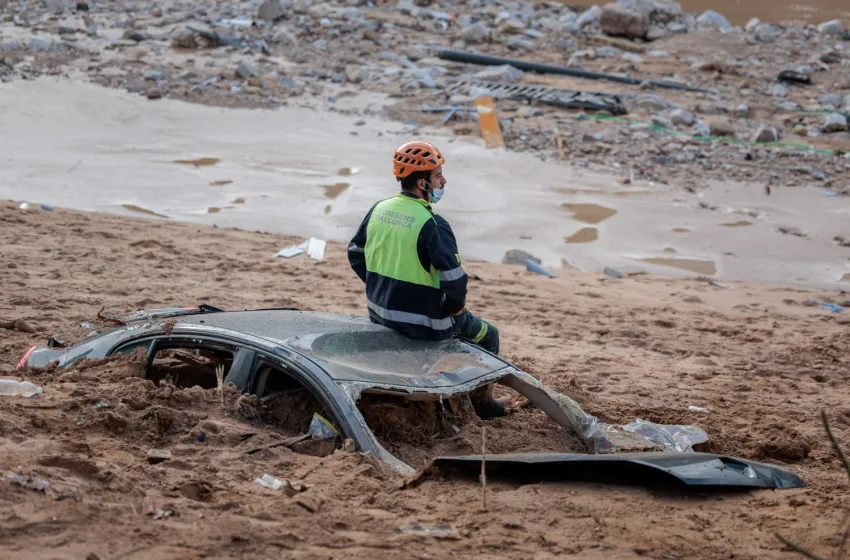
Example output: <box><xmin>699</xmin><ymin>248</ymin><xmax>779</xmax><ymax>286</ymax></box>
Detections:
<box><xmin>2</xmin><ymin>79</ymin><xmax>849</xmax><ymax>290</ymax></box>
<box><xmin>565</xmin><ymin>0</ymin><xmax>850</xmax><ymax>26</ymax></box>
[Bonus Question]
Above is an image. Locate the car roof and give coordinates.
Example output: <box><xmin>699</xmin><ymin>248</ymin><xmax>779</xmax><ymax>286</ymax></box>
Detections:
<box><xmin>174</xmin><ymin>310</ymin><xmax>511</xmax><ymax>389</ymax></box>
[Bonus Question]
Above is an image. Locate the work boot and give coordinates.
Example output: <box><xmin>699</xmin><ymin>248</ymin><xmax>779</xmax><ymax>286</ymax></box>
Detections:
<box><xmin>469</xmin><ymin>383</ymin><xmax>506</xmax><ymax>419</ymax></box>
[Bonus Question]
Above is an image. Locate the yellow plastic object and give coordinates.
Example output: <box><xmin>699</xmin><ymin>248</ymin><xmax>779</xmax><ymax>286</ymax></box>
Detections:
<box><xmin>474</xmin><ymin>96</ymin><xmax>505</xmax><ymax>149</ymax></box>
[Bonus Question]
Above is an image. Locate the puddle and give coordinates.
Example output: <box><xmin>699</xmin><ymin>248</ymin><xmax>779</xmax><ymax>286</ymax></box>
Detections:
<box><xmin>672</xmin><ymin>228</ymin><xmax>691</xmax><ymax>233</ymax></box>
<box><xmin>174</xmin><ymin>157</ymin><xmax>219</xmax><ymax>166</ymax></box>
<box><xmin>210</xmin><ymin>180</ymin><xmax>232</xmax><ymax>186</ymax></box>
<box><xmin>641</xmin><ymin>258</ymin><xmax>717</xmax><ymax>276</ymax></box>
<box><xmin>122</xmin><ymin>204</ymin><xmax>169</xmax><ymax>218</ymax></box>
<box><xmin>565</xmin><ymin>227</ymin><xmax>598</xmax><ymax>244</ymax></box>
<box><xmin>663</xmin><ymin>247</ymin><xmax>677</xmax><ymax>253</ymax></box>
<box><xmin>721</xmin><ymin>221</ymin><xmax>754</xmax><ymax>227</ymax></box>
<box><xmin>323</xmin><ymin>182</ymin><xmax>350</xmax><ymax>199</ymax></box>
<box><xmin>232</xmin><ymin>198</ymin><xmax>246</xmax><ymax>204</ymax></box>
<box><xmin>207</xmin><ymin>207</ymin><xmax>221</xmax><ymax>214</ymax></box>
<box><xmin>562</xmin><ymin>203</ymin><xmax>617</xmax><ymax>225</ymax></box>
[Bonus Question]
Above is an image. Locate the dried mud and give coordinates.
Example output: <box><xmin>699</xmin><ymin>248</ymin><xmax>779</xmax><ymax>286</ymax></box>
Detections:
<box><xmin>1</xmin><ymin>202</ymin><xmax>849</xmax><ymax>558</ymax></box>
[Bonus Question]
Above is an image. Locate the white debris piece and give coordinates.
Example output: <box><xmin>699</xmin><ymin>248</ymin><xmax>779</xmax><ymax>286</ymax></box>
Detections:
<box><xmin>274</xmin><ymin>237</ymin><xmax>326</xmax><ymax>260</ymax></box>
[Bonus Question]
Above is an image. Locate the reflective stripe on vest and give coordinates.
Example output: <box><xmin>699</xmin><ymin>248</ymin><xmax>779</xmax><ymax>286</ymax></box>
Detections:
<box><xmin>367</xmin><ymin>300</ymin><xmax>453</xmax><ymax>331</ymax></box>
<box><xmin>365</xmin><ymin>194</ymin><xmax>440</xmax><ymax>288</ymax></box>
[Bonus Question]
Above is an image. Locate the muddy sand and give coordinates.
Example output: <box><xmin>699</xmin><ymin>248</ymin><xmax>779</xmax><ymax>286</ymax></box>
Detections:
<box><xmin>1</xmin><ymin>201</ymin><xmax>849</xmax><ymax>558</ymax></box>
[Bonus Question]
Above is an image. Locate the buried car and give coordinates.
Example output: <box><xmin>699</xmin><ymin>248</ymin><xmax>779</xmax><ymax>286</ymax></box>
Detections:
<box><xmin>18</xmin><ymin>305</ymin><xmax>804</xmax><ymax>489</ymax></box>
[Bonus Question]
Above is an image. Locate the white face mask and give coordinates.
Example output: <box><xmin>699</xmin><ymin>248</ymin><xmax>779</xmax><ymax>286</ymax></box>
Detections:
<box><xmin>423</xmin><ymin>181</ymin><xmax>444</xmax><ymax>205</ymax></box>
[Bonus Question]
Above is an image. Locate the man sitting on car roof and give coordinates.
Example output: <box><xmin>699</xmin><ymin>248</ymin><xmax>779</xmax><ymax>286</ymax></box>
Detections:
<box><xmin>347</xmin><ymin>140</ymin><xmax>505</xmax><ymax>418</ymax></box>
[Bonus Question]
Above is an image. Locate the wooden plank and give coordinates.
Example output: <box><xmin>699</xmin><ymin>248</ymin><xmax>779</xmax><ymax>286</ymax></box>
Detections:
<box><xmin>474</xmin><ymin>96</ymin><xmax>505</xmax><ymax>149</ymax></box>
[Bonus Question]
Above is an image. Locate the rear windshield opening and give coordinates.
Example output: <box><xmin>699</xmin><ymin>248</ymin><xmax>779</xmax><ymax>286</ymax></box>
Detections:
<box><xmin>357</xmin><ymin>383</ymin><xmax>585</xmax><ymax>469</ymax></box>
<box><xmin>149</xmin><ymin>346</ymin><xmax>234</xmax><ymax>389</ymax></box>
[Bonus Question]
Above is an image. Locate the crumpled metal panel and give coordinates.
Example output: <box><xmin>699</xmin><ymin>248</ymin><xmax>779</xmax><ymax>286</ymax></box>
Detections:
<box><xmin>428</xmin><ymin>452</ymin><xmax>805</xmax><ymax>490</ymax></box>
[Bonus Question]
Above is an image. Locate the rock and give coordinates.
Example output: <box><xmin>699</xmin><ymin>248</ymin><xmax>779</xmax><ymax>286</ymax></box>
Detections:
<box><xmin>735</xmin><ymin>104</ymin><xmax>751</xmax><ymax>117</ymax></box>
<box><xmin>57</xmin><ymin>20</ymin><xmax>77</xmax><ymax>35</ymax></box>
<box><xmin>44</xmin><ymin>0</ymin><xmax>68</xmax><ymax>14</ymax></box>
<box><xmin>147</xmin><ymin>449</ymin><xmax>172</xmax><ymax>464</ymax></box>
<box><xmin>767</xmin><ymin>83</ymin><xmax>788</xmax><ymax>97</ymax></box>
<box><xmin>696</xmin><ymin>10</ymin><xmax>731</xmax><ymax>31</ymax></box>
<box><xmin>667</xmin><ymin>21</ymin><xmax>687</xmax><ymax>34</ymax></box>
<box><xmin>819</xmin><ymin>94</ymin><xmax>843</xmax><ymax>108</ymax></box>
<box><xmin>345</xmin><ymin>64</ymin><xmax>367</xmax><ymax>83</ymax></box>
<box><xmin>518</xmin><ymin>106</ymin><xmax>543</xmax><ymax>118</ymax></box>
<box><xmin>505</xmin><ymin>37</ymin><xmax>534</xmax><ymax>51</ymax></box>
<box><xmin>651</xmin><ymin>115</ymin><xmax>671</xmax><ymax>128</ymax></box>
<box><xmin>645</xmin><ymin>26</ymin><xmax>669</xmax><ymax>40</ymax></box>
<box><xmin>823</xmin><ymin>113</ymin><xmax>848</xmax><ymax>133</ymax></box>
<box><xmin>751</xmin><ymin>125</ymin><xmax>779</xmax><ymax>143</ymax></box>
<box><xmin>708</xmin><ymin>119</ymin><xmax>736</xmax><ymax>137</ymax></box>
<box><xmin>555</xmin><ymin>38</ymin><xmax>577</xmax><ymax>51</ymax></box>
<box><xmin>754</xmin><ymin>23</ymin><xmax>782</xmax><ymax>43</ymax></box>
<box><xmin>499</xmin><ymin>18</ymin><xmax>526</xmax><ymax>34</ymax></box>
<box><xmin>821</xmin><ymin>51</ymin><xmax>841</xmax><ymax>64</ymax></box>
<box><xmin>599</xmin><ymin>4</ymin><xmax>649</xmax><ymax>39</ymax></box>
<box><xmin>630</xmin><ymin>93</ymin><xmax>674</xmax><ymax>112</ymax></box>
<box><xmin>670</xmin><ymin>108</ymin><xmax>695</xmax><ymax>126</ymax></box>
<box><xmin>576</xmin><ymin>5</ymin><xmax>602</xmax><ymax>29</ymax></box>
<box><xmin>473</xmin><ymin>64</ymin><xmax>524</xmax><ymax>84</ymax></box>
<box><xmin>258</xmin><ymin>0</ymin><xmax>288</xmax><ymax>22</ymax></box>
<box><xmin>598</xmin><ymin>45</ymin><xmax>623</xmax><ymax>57</ymax></box>
<box><xmin>29</xmin><ymin>37</ymin><xmax>54</xmax><ymax>52</ymax></box>
<box><xmin>145</xmin><ymin>87</ymin><xmax>162</xmax><ymax>100</ymax></box>
<box><xmin>745</xmin><ymin>18</ymin><xmax>760</xmax><ymax>32</ymax></box>
<box><xmin>792</xmin><ymin>124</ymin><xmax>808</xmax><ymax>136</ymax></box>
<box><xmin>617</xmin><ymin>0</ymin><xmax>682</xmax><ymax>23</ymax></box>
<box><xmin>235</xmin><ymin>62</ymin><xmax>255</xmax><ymax>80</ymax></box>
<box><xmin>691</xmin><ymin>121</ymin><xmax>711</xmax><ymax>137</ymax></box>
<box><xmin>460</xmin><ymin>22</ymin><xmax>490</xmax><ymax>43</ymax></box>
<box><xmin>503</xmin><ymin>249</ymin><xmax>541</xmax><ymax>266</ymax></box>
<box><xmin>271</xmin><ymin>28</ymin><xmax>299</xmax><ymax>47</ymax></box>
<box><xmin>817</xmin><ymin>19</ymin><xmax>844</xmax><ymax>35</ymax></box>
<box><xmin>170</xmin><ymin>29</ymin><xmax>198</xmax><ymax>49</ymax></box>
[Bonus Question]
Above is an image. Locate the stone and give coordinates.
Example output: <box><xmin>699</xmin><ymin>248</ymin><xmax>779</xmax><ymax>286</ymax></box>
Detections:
<box><xmin>696</xmin><ymin>10</ymin><xmax>731</xmax><ymax>31</ymax></box>
<box><xmin>29</xmin><ymin>37</ymin><xmax>54</xmax><ymax>52</ymax></box>
<box><xmin>555</xmin><ymin>38</ymin><xmax>577</xmax><ymax>51</ymax></box>
<box><xmin>767</xmin><ymin>83</ymin><xmax>788</xmax><ymax>97</ymax></box>
<box><xmin>258</xmin><ymin>0</ymin><xmax>288</xmax><ymax>22</ymax></box>
<box><xmin>708</xmin><ymin>119</ymin><xmax>736</xmax><ymax>137</ymax></box>
<box><xmin>792</xmin><ymin>124</ymin><xmax>808</xmax><ymax>136</ymax></box>
<box><xmin>817</xmin><ymin>19</ymin><xmax>844</xmax><ymax>36</ymax></box>
<box><xmin>599</xmin><ymin>4</ymin><xmax>649</xmax><ymax>39</ymax></box>
<box><xmin>617</xmin><ymin>0</ymin><xmax>682</xmax><ymax>23</ymax></box>
<box><xmin>645</xmin><ymin>26</ymin><xmax>669</xmax><ymax>40</ymax></box>
<box><xmin>819</xmin><ymin>94</ymin><xmax>843</xmax><ymax>108</ymax></box>
<box><xmin>499</xmin><ymin>18</ymin><xmax>526</xmax><ymax>34</ymax></box>
<box><xmin>503</xmin><ymin>249</ymin><xmax>540</xmax><ymax>266</ymax></box>
<box><xmin>57</xmin><ymin>20</ymin><xmax>77</xmax><ymax>34</ymax></box>
<box><xmin>344</xmin><ymin>64</ymin><xmax>367</xmax><ymax>83</ymax></box>
<box><xmin>754</xmin><ymin>24</ymin><xmax>782</xmax><ymax>43</ymax></box>
<box><xmin>271</xmin><ymin>28</ymin><xmax>299</xmax><ymax>47</ymax></box>
<box><xmin>751</xmin><ymin>125</ymin><xmax>779</xmax><ymax>143</ymax></box>
<box><xmin>170</xmin><ymin>29</ymin><xmax>198</xmax><ymax>49</ymax></box>
<box><xmin>235</xmin><ymin>62</ymin><xmax>255</xmax><ymax>80</ymax></box>
<box><xmin>670</xmin><ymin>108</ymin><xmax>695</xmax><ymax>126</ymax></box>
<box><xmin>823</xmin><ymin>113</ymin><xmax>848</xmax><ymax>133</ymax></box>
<box><xmin>145</xmin><ymin>87</ymin><xmax>163</xmax><ymax>100</ymax></box>
<box><xmin>147</xmin><ymin>449</ymin><xmax>172</xmax><ymax>464</ymax></box>
<box><xmin>576</xmin><ymin>5</ymin><xmax>602</xmax><ymax>29</ymax></box>
<box><xmin>473</xmin><ymin>64</ymin><xmax>524</xmax><ymax>84</ymax></box>
<box><xmin>691</xmin><ymin>121</ymin><xmax>711</xmax><ymax>137</ymax></box>
<box><xmin>44</xmin><ymin>0</ymin><xmax>68</xmax><ymax>14</ymax></box>
<box><xmin>735</xmin><ymin>104</ymin><xmax>751</xmax><ymax>117</ymax></box>
<box><xmin>667</xmin><ymin>22</ymin><xmax>687</xmax><ymax>34</ymax></box>
<box><xmin>598</xmin><ymin>45</ymin><xmax>623</xmax><ymax>57</ymax></box>
<box><xmin>651</xmin><ymin>115</ymin><xmax>671</xmax><ymax>128</ymax></box>
<box><xmin>505</xmin><ymin>36</ymin><xmax>534</xmax><ymax>50</ymax></box>
<box><xmin>460</xmin><ymin>22</ymin><xmax>490</xmax><ymax>43</ymax></box>
<box><xmin>745</xmin><ymin>17</ymin><xmax>760</xmax><ymax>32</ymax></box>
<box><xmin>630</xmin><ymin>93</ymin><xmax>674</xmax><ymax>112</ymax></box>
<box><xmin>518</xmin><ymin>106</ymin><xmax>543</xmax><ymax>118</ymax></box>
<box><xmin>623</xmin><ymin>52</ymin><xmax>644</xmax><ymax>63</ymax></box>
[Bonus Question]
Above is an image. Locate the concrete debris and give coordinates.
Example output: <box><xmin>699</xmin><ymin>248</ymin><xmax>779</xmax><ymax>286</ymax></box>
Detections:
<box><xmin>600</xmin><ymin>4</ymin><xmax>649</xmax><ymax>39</ymax></box>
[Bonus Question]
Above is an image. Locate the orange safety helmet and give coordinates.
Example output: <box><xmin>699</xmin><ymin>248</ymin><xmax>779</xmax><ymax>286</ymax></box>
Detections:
<box><xmin>392</xmin><ymin>140</ymin><xmax>445</xmax><ymax>179</ymax></box>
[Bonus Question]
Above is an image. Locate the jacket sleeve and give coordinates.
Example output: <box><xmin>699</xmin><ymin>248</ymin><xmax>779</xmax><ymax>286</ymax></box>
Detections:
<box><xmin>425</xmin><ymin>217</ymin><xmax>468</xmax><ymax>315</ymax></box>
<box><xmin>348</xmin><ymin>206</ymin><xmax>375</xmax><ymax>284</ymax></box>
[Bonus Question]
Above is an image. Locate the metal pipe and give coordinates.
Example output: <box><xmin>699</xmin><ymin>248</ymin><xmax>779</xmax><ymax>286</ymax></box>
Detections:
<box><xmin>437</xmin><ymin>50</ymin><xmax>707</xmax><ymax>93</ymax></box>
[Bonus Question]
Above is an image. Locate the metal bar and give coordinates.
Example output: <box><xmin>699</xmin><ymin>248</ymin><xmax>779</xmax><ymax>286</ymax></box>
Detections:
<box><xmin>438</xmin><ymin>49</ymin><xmax>707</xmax><ymax>93</ymax></box>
